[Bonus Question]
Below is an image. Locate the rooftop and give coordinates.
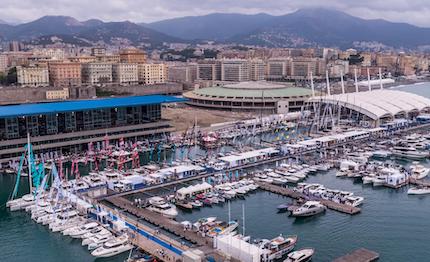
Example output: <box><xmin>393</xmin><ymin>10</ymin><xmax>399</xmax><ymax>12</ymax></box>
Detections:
<box><xmin>309</xmin><ymin>90</ymin><xmax>430</xmax><ymax>120</ymax></box>
<box><xmin>189</xmin><ymin>84</ymin><xmax>312</xmax><ymax>99</ymax></box>
<box><xmin>0</xmin><ymin>95</ymin><xmax>185</xmax><ymax>118</ymax></box>
<box><xmin>224</xmin><ymin>81</ymin><xmax>287</xmax><ymax>90</ymax></box>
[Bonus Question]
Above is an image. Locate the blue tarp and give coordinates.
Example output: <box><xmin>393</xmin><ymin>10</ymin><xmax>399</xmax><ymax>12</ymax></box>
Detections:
<box><xmin>0</xmin><ymin>95</ymin><xmax>185</xmax><ymax>118</ymax></box>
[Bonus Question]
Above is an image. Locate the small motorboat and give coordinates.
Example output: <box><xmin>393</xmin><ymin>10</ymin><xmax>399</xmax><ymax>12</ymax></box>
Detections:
<box><xmin>284</xmin><ymin>248</ymin><xmax>314</xmax><ymax>262</ymax></box>
<box><xmin>190</xmin><ymin>200</ymin><xmax>203</xmax><ymax>208</ymax></box>
<box><xmin>372</xmin><ymin>176</ymin><xmax>386</xmax><ymax>187</ymax></box>
<box><xmin>408</xmin><ymin>186</ymin><xmax>430</xmax><ymax>195</ymax></box>
<box><xmin>276</xmin><ymin>203</ymin><xmax>290</xmax><ymax>212</ymax></box>
<box><xmin>291</xmin><ymin>201</ymin><xmax>326</xmax><ymax>217</ymax></box>
<box><xmin>362</xmin><ymin>176</ymin><xmax>375</xmax><ymax>185</ymax></box>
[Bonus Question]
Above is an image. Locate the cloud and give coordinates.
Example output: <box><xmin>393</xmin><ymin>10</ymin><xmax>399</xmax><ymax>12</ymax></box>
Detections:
<box><xmin>1</xmin><ymin>0</ymin><xmax>430</xmax><ymax>27</ymax></box>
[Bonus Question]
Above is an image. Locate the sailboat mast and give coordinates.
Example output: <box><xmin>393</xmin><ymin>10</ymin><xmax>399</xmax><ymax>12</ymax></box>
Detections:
<box><xmin>242</xmin><ymin>204</ymin><xmax>245</xmax><ymax>236</ymax></box>
<box><xmin>27</xmin><ymin>133</ymin><xmax>32</xmax><ymax>193</ymax></box>
<box><xmin>354</xmin><ymin>68</ymin><xmax>359</xmax><ymax>93</ymax></box>
<box><xmin>228</xmin><ymin>201</ymin><xmax>231</xmax><ymax>222</ymax></box>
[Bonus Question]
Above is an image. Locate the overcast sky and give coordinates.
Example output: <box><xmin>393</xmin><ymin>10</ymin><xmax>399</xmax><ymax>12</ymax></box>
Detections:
<box><xmin>2</xmin><ymin>0</ymin><xmax>430</xmax><ymax>27</ymax></box>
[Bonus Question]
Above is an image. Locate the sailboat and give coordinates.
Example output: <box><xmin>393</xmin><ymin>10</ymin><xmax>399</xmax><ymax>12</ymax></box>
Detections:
<box><xmin>7</xmin><ymin>133</ymin><xmax>45</xmax><ymax>211</ymax></box>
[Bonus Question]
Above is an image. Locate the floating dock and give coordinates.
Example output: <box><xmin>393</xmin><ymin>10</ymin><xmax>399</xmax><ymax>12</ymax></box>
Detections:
<box><xmin>256</xmin><ymin>182</ymin><xmax>361</xmax><ymax>215</ymax></box>
<box><xmin>333</xmin><ymin>248</ymin><xmax>379</xmax><ymax>262</ymax></box>
<box><xmin>103</xmin><ymin>197</ymin><xmax>233</xmax><ymax>261</ymax></box>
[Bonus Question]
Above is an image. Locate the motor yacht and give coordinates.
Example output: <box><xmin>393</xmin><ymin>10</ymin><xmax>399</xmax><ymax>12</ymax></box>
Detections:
<box><xmin>284</xmin><ymin>248</ymin><xmax>314</xmax><ymax>262</ymax></box>
<box><xmin>63</xmin><ymin>222</ymin><xmax>99</xmax><ymax>236</ymax></box>
<box><xmin>83</xmin><ymin>174</ymin><xmax>106</xmax><ymax>188</ymax></box>
<box><xmin>8</xmin><ymin>194</ymin><xmax>35</xmax><ymax>211</ymax></box>
<box><xmin>82</xmin><ymin>227</ymin><xmax>111</xmax><ymax>240</ymax></box>
<box><xmin>272</xmin><ymin>177</ymin><xmax>289</xmax><ymax>185</ymax></box>
<box><xmin>82</xmin><ymin>230</ymin><xmax>113</xmax><ymax>246</ymax></box>
<box><xmin>87</xmin><ymin>234</ymin><xmax>114</xmax><ymax>250</ymax></box>
<box><xmin>407</xmin><ymin>186</ymin><xmax>430</xmax><ymax>195</ymax></box>
<box><xmin>345</xmin><ymin>196</ymin><xmax>364</xmax><ymax>207</ymax></box>
<box><xmin>259</xmin><ymin>235</ymin><xmax>298</xmax><ymax>260</ymax></box>
<box><xmin>372</xmin><ymin>176</ymin><xmax>387</xmax><ymax>187</ymax></box>
<box><xmin>362</xmin><ymin>174</ymin><xmax>376</xmax><ymax>185</ymax></box>
<box><xmin>410</xmin><ymin>163</ymin><xmax>430</xmax><ymax>180</ymax></box>
<box><xmin>291</xmin><ymin>201</ymin><xmax>326</xmax><ymax>217</ymax></box>
<box><xmin>392</xmin><ymin>146</ymin><xmax>428</xmax><ymax>160</ymax></box>
<box><xmin>147</xmin><ymin>196</ymin><xmax>178</xmax><ymax>219</ymax></box>
<box><xmin>91</xmin><ymin>235</ymin><xmax>133</xmax><ymax>258</ymax></box>
<box><xmin>49</xmin><ymin>213</ymin><xmax>82</xmax><ymax>232</ymax></box>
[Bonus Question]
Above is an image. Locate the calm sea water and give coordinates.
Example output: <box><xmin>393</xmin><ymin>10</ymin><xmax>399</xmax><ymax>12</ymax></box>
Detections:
<box><xmin>2</xmin><ymin>82</ymin><xmax>430</xmax><ymax>262</ymax></box>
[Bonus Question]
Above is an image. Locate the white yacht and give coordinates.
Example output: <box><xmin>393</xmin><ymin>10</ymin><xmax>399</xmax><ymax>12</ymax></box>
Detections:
<box><xmin>362</xmin><ymin>174</ymin><xmax>376</xmax><ymax>185</ymax></box>
<box><xmin>63</xmin><ymin>222</ymin><xmax>99</xmax><ymax>236</ymax></box>
<box><xmin>82</xmin><ymin>227</ymin><xmax>111</xmax><ymax>240</ymax></box>
<box><xmin>408</xmin><ymin>186</ymin><xmax>430</xmax><ymax>195</ymax></box>
<box><xmin>259</xmin><ymin>235</ymin><xmax>298</xmax><ymax>260</ymax></box>
<box><xmin>410</xmin><ymin>163</ymin><xmax>430</xmax><ymax>180</ymax></box>
<box><xmin>8</xmin><ymin>194</ymin><xmax>35</xmax><ymax>211</ymax></box>
<box><xmin>392</xmin><ymin>146</ymin><xmax>428</xmax><ymax>160</ymax></box>
<box><xmin>284</xmin><ymin>248</ymin><xmax>314</xmax><ymax>262</ymax></box>
<box><xmin>87</xmin><ymin>234</ymin><xmax>113</xmax><ymax>250</ymax></box>
<box><xmin>83</xmin><ymin>174</ymin><xmax>106</xmax><ymax>188</ymax></box>
<box><xmin>82</xmin><ymin>230</ymin><xmax>112</xmax><ymax>246</ymax></box>
<box><xmin>291</xmin><ymin>201</ymin><xmax>326</xmax><ymax>217</ymax></box>
<box><xmin>372</xmin><ymin>176</ymin><xmax>387</xmax><ymax>187</ymax></box>
<box><xmin>91</xmin><ymin>235</ymin><xmax>133</xmax><ymax>258</ymax></box>
<box><xmin>147</xmin><ymin>196</ymin><xmax>178</xmax><ymax>219</ymax></box>
<box><xmin>49</xmin><ymin>211</ymin><xmax>81</xmax><ymax>232</ymax></box>
<box><xmin>345</xmin><ymin>196</ymin><xmax>364</xmax><ymax>207</ymax></box>
<box><xmin>272</xmin><ymin>177</ymin><xmax>289</xmax><ymax>185</ymax></box>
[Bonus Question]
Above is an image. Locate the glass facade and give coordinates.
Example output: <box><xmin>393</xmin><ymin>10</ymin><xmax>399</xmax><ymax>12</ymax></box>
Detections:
<box><xmin>0</xmin><ymin>104</ymin><xmax>162</xmax><ymax>141</ymax></box>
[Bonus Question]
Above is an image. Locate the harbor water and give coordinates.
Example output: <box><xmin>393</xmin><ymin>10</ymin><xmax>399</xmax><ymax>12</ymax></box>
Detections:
<box><xmin>2</xmin><ymin>82</ymin><xmax>430</xmax><ymax>262</ymax></box>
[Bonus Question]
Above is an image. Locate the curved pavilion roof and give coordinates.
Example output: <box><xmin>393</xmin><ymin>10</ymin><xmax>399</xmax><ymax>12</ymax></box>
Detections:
<box><xmin>186</xmin><ymin>82</ymin><xmax>312</xmax><ymax>100</ymax></box>
<box><xmin>309</xmin><ymin>90</ymin><xmax>430</xmax><ymax>120</ymax></box>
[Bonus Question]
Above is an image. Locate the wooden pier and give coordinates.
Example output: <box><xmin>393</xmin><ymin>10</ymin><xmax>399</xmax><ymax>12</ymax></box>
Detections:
<box><xmin>106</xmin><ymin>196</ymin><xmax>209</xmax><ymax>246</ymax></box>
<box><xmin>256</xmin><ymin>182</ymin><xmax>361</xmax><ymax>215</ymax></box>
<box><xmin>333</xmin><ymin>248</ymin><xmax>379</xmax><ymax>262</ymax></box>
<box><xmin>104</xmin><ymin>196</ymin><xmax>232</xmax><ymax>262</ymax></box>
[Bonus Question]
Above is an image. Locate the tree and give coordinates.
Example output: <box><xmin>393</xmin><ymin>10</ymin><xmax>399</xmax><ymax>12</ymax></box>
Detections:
<box><xmin>6</xmin><ymin>67</ymin><xmax>17</xmax><ymax>85</ymax></box>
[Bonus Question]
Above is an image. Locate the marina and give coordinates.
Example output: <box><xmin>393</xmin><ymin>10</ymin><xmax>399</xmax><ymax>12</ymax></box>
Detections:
<box><xmin>3</xmin><ymin>82</ymin><xmax>430</xmax><ymax>261</ymax></box>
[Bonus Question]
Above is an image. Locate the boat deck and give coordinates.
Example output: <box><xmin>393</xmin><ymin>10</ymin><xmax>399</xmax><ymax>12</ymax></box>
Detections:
<box><xmin>256</xmin><ymin>182</ymin><xmax>361</xmax><ymax>215</ymax></box>
<box><xmin>409</xmin><ymin>178</ymin><xmax>430</xmax><ymax>187</ymax></box>
<box><xmin>333</xmin><ymin>248</ymin><xmax>379</xmax><ymax>262</ymax></box>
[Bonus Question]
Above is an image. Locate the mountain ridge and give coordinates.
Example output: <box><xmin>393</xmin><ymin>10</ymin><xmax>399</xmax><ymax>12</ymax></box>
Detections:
<box><xmin>0</xmin><ymin>15</ymin><xmax>183</xmax><ymax>47</ymax></box>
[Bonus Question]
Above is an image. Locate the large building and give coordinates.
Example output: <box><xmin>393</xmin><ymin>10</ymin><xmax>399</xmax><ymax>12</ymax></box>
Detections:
<box><xmin>197</xmin><ymin>60</ymin><xmax>221</xmax><ymax>81</ymax></box>
<box><xmin>267</xmin><ymin>58</ymin><xmax>291</xmax><ymax>80</ymax></box>
<box><xmin>112</xmin><ymin>63</ymin><xmax>139</xmax><ymax>85</ymax></box>
<box><xmin>0</xmin><ymin>95</ymin><xmax>183</xmax><ymax>163</ymax></box>
<box><xmin>46</xmin><ymin>88</ymin><xmax>70</xmax><ymax>100</ymax></box>
<box><xmin>119</xmin><ymin>48</ymin><xmax>146</xmax><ymax>64</ymax></box>
<box><xmin>168</xmin><ymin>64</ymin><xmax>197</xmax><ymax>84</ymax></box>
<box><xmin>82</xmin><ymin>62</ymin><xmax>113</xmax><ymax>84</ymax></box>
<box><xmin>16</xmin><ymin>65</ymin><xmax>49</xmax><ymax>87</ymax></box>
<box><xmin>138</xmin><ymin>64</ymin><xmax>167</xmax><ymax>85</ymax></box>
<box><xmin>221</xmin><ymin>59</ymin><xmax>249</xmax><ymax>82</ymax></box>
<box><xmin>248</xmin><ymin>59</ymin><xmax>266</xmax><ymax>81</ymax></box>
<box><xmin>183</xmin><ymin>81</ymin><xmax>312</xmax><ymax>113</ymax></box>
<box><xmin>290</xmin><ymin>57</ymin><xmax>319</xmax><ymax>79</ymax></box>
<box><xmin>0</xmin><ymin>54</ymin><xmax>8</xmax><ymax>73</ymax></box>
<box><xmin>48</xmin><ymin>62</ymin><xmax>82</xmax><ymax>87</ymax></box>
